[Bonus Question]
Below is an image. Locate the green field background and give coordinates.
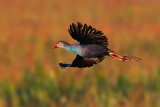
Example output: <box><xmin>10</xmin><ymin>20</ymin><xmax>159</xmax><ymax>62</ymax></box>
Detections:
<box><xmin>0</xmin><ymin>0</ymin><xmax>160</xmax><ymax>107</ymax></box>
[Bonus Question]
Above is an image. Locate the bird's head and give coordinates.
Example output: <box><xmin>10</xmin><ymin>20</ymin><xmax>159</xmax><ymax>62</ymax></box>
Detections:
<box><xmin>52</xmin><ymin>41</ymin><xmax>66</xmax><ymax>49</ymax></box>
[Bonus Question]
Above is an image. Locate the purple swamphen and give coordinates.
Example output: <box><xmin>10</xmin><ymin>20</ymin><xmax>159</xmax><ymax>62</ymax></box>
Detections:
<box><xmin>52</xmin><ymin>22</ymin><xmax>141</xmax><ymax>69</ymax></box>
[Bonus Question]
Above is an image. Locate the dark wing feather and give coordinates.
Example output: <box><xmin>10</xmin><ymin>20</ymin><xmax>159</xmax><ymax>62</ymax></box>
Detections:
<box><xmin>59</xmin><ymin>63</ymin><xmax>70</xmax><ymax>69</ymax></box>
<box><xmin>59</xmin><ymin>55</ymin><xmax>104</xmax><ymax>69</ymax></box>
<box><xmin>68</xmin><ymin>22</ymin><xmax>108</xmax><ymax>48</ymax></box>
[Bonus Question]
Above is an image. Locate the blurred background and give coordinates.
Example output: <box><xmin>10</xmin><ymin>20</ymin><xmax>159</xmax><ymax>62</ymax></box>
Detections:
<box><xmin>0</xmin><ymin>0</ymin><xmax>160</xmax><ymax>106</ymax></box>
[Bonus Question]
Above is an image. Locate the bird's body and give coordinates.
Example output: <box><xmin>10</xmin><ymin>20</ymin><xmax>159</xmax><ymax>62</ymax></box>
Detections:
<box><xmin>61</xmin><ymin>42</ymin><xmax>108</xmax><ymax>58</ymax></box>
<box><xmin>81</xmin><ymin>44</ymin><xmax>109</xmax><ymax>58</ymax></box>
<box><xmin>52</xmin><ymin>22</ymin><xmax>141</xmax><ymax>69</ymax></box>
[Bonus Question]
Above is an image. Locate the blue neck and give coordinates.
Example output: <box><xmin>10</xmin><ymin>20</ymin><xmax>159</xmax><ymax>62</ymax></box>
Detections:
<box><xmin>63</xmin><ymin>46</ymin><xmax>73</xmax><ymax>52</ymax></box>
<box><xmin>63</xmin><ymin>44</ymin><xmax>81</xmax><ymax>55</ymax></box>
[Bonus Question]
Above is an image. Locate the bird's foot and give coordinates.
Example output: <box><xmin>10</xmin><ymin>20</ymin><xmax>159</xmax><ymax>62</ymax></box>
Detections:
<box><xmin>122</xmin><ymin>56</ymin><xmax>142</xmax><ymax>62</ymax></box>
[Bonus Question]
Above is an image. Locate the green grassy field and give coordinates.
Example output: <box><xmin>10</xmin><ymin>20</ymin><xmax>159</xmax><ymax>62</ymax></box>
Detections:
<box><xmin>0</xmin><ymin>0</ymin><xmax>160</xmax><ymax>106</ymax></box>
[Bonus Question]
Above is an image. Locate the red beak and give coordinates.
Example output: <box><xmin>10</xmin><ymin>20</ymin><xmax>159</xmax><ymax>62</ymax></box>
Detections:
<box><xmin>52</xmin><ymin>44</ymin><xmax>57</xmax><ymax>49</ymax></box>
<box><xmin>52</xmin><ymin>41</ymin><xmax>60</xmax><ymax>49</ymax></box>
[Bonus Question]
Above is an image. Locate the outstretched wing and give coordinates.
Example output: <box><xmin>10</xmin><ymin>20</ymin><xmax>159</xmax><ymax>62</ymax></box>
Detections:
<box><xmin>68</xmin><ymin>22</ymin><xmax>108</xmax><ymax>48</ymax></box>
<box><xmin>59</xmin><ymin>55</ymin><xmax>104</xmax><ymax>69</ymax></box>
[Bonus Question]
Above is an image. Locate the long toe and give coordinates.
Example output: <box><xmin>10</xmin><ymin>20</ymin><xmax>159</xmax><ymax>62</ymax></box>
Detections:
<box><xmin>123</xmin><ymin>56</ymin><xmax>142</xmax><ymax>62</ymax></box>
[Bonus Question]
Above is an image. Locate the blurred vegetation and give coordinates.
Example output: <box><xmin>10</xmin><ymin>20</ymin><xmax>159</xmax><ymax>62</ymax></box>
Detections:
<box><xmin>0</xmin><ymin>0</ymin><xmax>160</xmax><ymax>107</ymax></box>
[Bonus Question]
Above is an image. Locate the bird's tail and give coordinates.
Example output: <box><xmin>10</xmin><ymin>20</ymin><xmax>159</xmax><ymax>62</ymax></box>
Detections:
<box><xmin>108</xmin><ymin>49</ymin><xmax>141</xmax><ymax>62</ymax></box>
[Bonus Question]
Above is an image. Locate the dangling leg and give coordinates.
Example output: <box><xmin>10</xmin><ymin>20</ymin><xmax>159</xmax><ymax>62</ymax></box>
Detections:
<box><xmin>108</xmin><ymin>50</ymin><xmax>124</xmax><ymax>61</ymax></box>
<box><xmin>108</xmin><ymin>49</ymin><xmax>141</xmax><ymax>62</ymax></box>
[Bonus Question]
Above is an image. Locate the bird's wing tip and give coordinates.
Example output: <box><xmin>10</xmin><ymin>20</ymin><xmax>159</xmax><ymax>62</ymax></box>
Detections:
<box><xmin>59</xmin><ymin>63</ymin><xmax>70</xmax><ymax>69</ymax></box>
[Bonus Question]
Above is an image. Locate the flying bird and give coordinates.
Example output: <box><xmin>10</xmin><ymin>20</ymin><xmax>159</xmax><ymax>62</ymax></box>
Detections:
<box><xmin>52</xmin><ymin>22</ymin><xmax>141</xmax><ymax>69</ymax></box>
